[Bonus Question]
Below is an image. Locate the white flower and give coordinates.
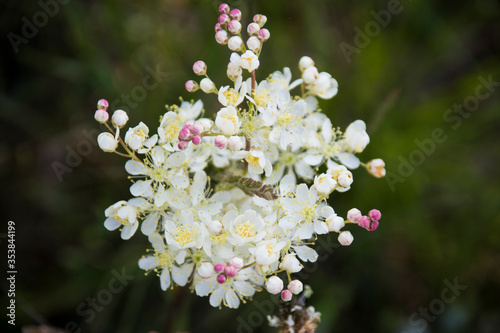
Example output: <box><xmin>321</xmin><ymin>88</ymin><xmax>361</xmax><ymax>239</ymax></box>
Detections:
<box><xmin>98</xmin><ymin>132</ymin><xmax>118</xmax><ymax>152</ymax></box>
<box><xmin>338</xmin><ymin>231</ymin><xmax>354</xmax><ymax>246</ymax></box>
<box><xmin>252</xmin><ymin>239</ymin><xmax>287</xmax><ymax>266</ymax></box>
<box><xmin>227</xmin><ymin>135</ymin><xmax>244</xmax><ymax>151</ymax></box>
<box><xmin>215</xmin><ymin>105</ymin><xmax>241</xmax><ymax>136</ymax></box>
<box><xmin>345</xmin><ymin>120</ymin><xmax>370</xmax><ymax>153</ymax></box>
<box><xmin>227</xmin><ymin>209</ymin><xmax>266</xmax><ymax>246</ymax></box>
<box><xmin>125</xmin><ymin>122</ymin><xmax>157</xmax><ymax>153</ymax></box>
<box><xmin>326</xmin><ymin>214</ymin><xmax>345</xmax><ymax>232</ymax></box>
<box><xmin>104</xmin><ymin>198</ymin><xmax>147</xmax><ymax>239</ymax></box>
<box><xmin>266</xmin><ymin>276</ymin><xmax>284</xmax><ymax>294</ymax></box>
<box><xmin>164</xmin><ymin>210</ymin><xmax>206</xmax><ymax>250</ymax></box>
<box><xmin>280</xmin><ymin>254</ymin><xmax>302</xmax><ymax>273</ymax></box>
<box><xmin>245</xmin><ymin>150</ymin><xmax>272</xmax><ymax>176</ymax></box>
<box><xmin>313</xmin><ymin>173</ymin><xmax>336</xmax><ymax>195</ymax></box>
<box><xmin>327</xmin><ymin>164</ymin><xmax>353</xmax><ymax>192</ymax></box>
<box><xmin>231</xmin><ymin>50</ymin><xmax>260</xmax><ymax>72</ymax></box>
<box><xmin>197</xmin><ymin>262</ymin><xmax>215</xmax><ymax>279</ymax></box>
<box><xmin>218</xmin><ymin>76</ymin><xmax>247</xmax><ymax>107</ymax></box>
<box><xmin>111</xmin><ymin>109</ymin><xmax>128</xmax><ymax>128</ymax></box>
<box><xmin>310</xmin><ymin>72</ymin><xmax>338</xmax><ymax>99</ymax></box>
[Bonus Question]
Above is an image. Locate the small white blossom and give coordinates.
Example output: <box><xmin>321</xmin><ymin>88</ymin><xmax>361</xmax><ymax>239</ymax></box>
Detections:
<box><xmin>215</xmin><ymin>105</ymin><xmax>241</xmax><ymax>136</ymax></box>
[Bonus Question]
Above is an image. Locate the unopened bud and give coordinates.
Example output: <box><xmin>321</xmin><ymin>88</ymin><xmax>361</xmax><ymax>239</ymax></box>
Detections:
<box><xmin>218</xmin><ymin>3</ymin><xmax>230</xmax><ymax>14</ymax></box>
<box><xmin>215</xmin><ymin>30</ymin><xmax>229</xmax><ymax>45</ymax></box>
<box><xmin>192</xmin><ymin>135</ymin><xmax>202</xmax><ymax>145</ymax></box>
<box><xmin>111</xmin><ymin>110</ymin><xmax>128</xmax><ymax>128</ymax></box>
<box><xmin>217</xmin><ymin>274</ymin><xmax>226</xmax><ymax>284</ymax></box>
<box><xmin>197</xmin><ymin>119</ymin><xmax>213</xmax><ymax>132</ymax></box>
<box><xmin>257</xmin><ymin>28</ymin><xmax>270</xmax><ymax>42</ymax></box>
<box><xmin>281</xmin><ymin>289</ymin><xmax>293</xmax><ymax>301</ymax></box>
<box><xmin>299</xmin><ymin>56</ymin><xmax>315</xmax><ymax>71</ymax></box>
<box><xmin>178</xmin><ymin>128</ymin><xmax>192</xmax><ymax>141</ymax></box>
<box><xmin>218</xmin><ymin>13</ymin><xmax>230</xmax><ymax>26</ymax></box>
<box><xmin>358</xmin><ymin>216</ymin><xmax>370</xmax><ymax>229</ymax></box>
<box><xmin>177</xmin><ymin>141</ymin><xmax>189</xmax><ymax>150</ymax></box>
<box><xmin>228</xmin><ymin>20</ymin><xmax>242</xmax><ymax>34</ymax></box>
<box><xmin>229</xmin><ymin>257</ymin><xmax>244</xmax><ymax>269</ymax></box>
<box><xmin>214</xmin><ymin>263</ymin><xmax>226</xmax><ymax>273</ymax></box>
<box><xmin>224</xmin><ymin>265</ymin><xmax>238</xmax><ymax>278</ymax></box>
<box><xmin>200</xmin><ymin>78</ymin><xmax>216</xmax><ymax>93</ymax></box>
<box><xmin>227</xmin><ymin>136</ymin><xmax>243</xmax><ymax>150</ymax></box>
<box><xmin>193</xmin><ymin>61</ymin><xmax>207</xmax><ymax>76</ymax></box>
<box><xmin>228</xmin><ymin>36</ymin><xmax>244</xmax><ymax>51</ymax></box>
<box><xmin>247</xmin><ymin>36</ymin><xmax>261</xmax><ymax>52</ymax></box>
<box><xmin>338</xmin><ymin>231</ymin><xmax>354</xmax><ymax>246</ymax></box>
<box><xmin>94</xmin><ymin>109</ymin><xmax>109</xmax><ymax>124</ymax></box>
<box><xmin>368</xmin><ymin>209</ymin><xmax>382</xmax><ymax>221</ymax></box>
<box><xmin>97</xmin><ymin>132</ymin><xmax>118</xmax><ymax>152</ymax></box>
<box><xmin>347</xmin><ymin>208</ymin><xmax>362</xmax><ymax>222</ymax></box>
<box><xmin>229</xmin><ymin>8</ymin><xmax>241</xmax><ymax>21</ymax></box>
<box><xmin>214</xmin><ymin>135</ymin><xmax>228</xmax><ymax>148</ymax></box>
<box><xmin>288</xmin><ymin>280</ymin><xmax>303</xmax><ymax>294</ymax></box>
<box><xmin>197</xmin><ymin>262</ymin><xmax>215</xmax><ymax>279</ymax></box>
<box><xmin>185</xmin><ymin>80</ymin><xmax>199</xmax><ymax>92</ymax></box>
<box><xmin>97</xmin><ymin>98</ymin><xmax>109</xmax><ymax>110</ymax></box>
<box><xmin>327</xmin><ymin>215</ymin><xmax>345</xmax><ymax>232</ymax></box>
<box><xmin>247</xmin><ymin>22</ymin><xmax>260</xmax><ymax>36</ymax></box>
<box><xmin>302</xmin><ymin>66</ymin><xmax>319</xmax><ymax>84</ymax></box>
<box><xmin>253</xmin><ymin>14</ymin><xmax>267</xmax><ymax>27</ymax></box>
<box><xmin>367</xmin><ymin>158</ymin><xmax>386</xmax><ymax>178</ymax></box>
<box><xmin>266</xmin><ymin>276</ymin><xmax>283</xmax><ymax>295</ymax></box>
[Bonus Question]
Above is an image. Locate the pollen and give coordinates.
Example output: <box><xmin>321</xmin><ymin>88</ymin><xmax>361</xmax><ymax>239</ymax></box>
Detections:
<box><xmin>277</xmin><ymin>113</ymin><xmax>294</xmax><ymax>127</ymax></box>
<box><xmin>235</xmin><ymin>221</ymin><xmax>256</xmax><ymax>238</ymax></box>
<box><xmin>164</xmin><ymin>123</ymin><xmax>181</xmax><ymax>142</ymax></box>
<box><xmin>300</xmin><ymin>205</ymin><xmax>317</xmax><ymax>223</ymax></box>
<box><xmin>174</xmin><ymin>226</ymin><xmax>197</xmax><ymax>247</ymax></box>
<box><xmin>254</xmin><ymin>89</ymin><xmax>270</xmax><ymax>107</ymax></box>
<box><xmin>223</xmin><ymin>88</ymin><xmax>240</xmax><ymax>105</ymax></box>
<box><xmin>246</xmin><ymin>154</ymin><xmax>260</xmax><ymax>166</ymax></box>
<box><xmin>154</xmin><ymin>250</ymin><xmax>174</xmax><ymax>268</ymax></box>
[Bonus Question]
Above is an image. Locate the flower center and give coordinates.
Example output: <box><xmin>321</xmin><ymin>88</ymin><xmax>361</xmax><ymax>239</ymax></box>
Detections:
<box><xmin>235</xmin><ymin>221</ymin><xmax>256</xmax><ymax>238</ymax></box>
<box><xmin>154</xmin><ymin>250</ymin><xmax>174</xmax><ymax>268</ymax></box>
<box><xmin>246</xmin><ymin>154</ymin><xmax>260</xmax><ymax>166</ymax></box>
<box><xmin>254</xmin><ymin>89</ymin><xmax>270</xmax><ymax>107</ymax></box>
<box><xmin>211</xmin><ymin>232</ymin><xmax>228</xmax><ymax>245</ymax></box>
<box><xmin>174</xmin><ymin>226</ymin><xmax>197</xmax><ymax>247</ymax></box>
<box><xmin>223</xmin><ymin>88</ymin><xmax>240</xmax><ymax>105</ymax></box>
<box><xmin>300</xmin><ymin>205</ymin><xmax>317</xmax><ymax>223</ymax></box>
<box><xmin>277</xmin><ymin>113</ymin><xmax>294</xmax><ymax>127</ymax></box>
<box><xmin>164</xmin><ymin>123</ymin><xmax>181</xmax><ymax>142</ymax></box>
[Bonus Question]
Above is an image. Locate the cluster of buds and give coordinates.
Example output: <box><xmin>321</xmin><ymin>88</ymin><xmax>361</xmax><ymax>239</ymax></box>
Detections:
<box><xmin>347</xmin><ymin>208</ymin><xmax>382</xmax><ymax>231</ymax></box>
<box><xmin>298</xmin><ymin>56</ymin><xmax>338</xmax><ymax>99</ymax></box>
<box><xmin>177</xmin><ymin>119</ymin><xmax>211</xmax><ymax>150</ymax></box>
<box><xmin>266</xmin><ymin>276</ymin><xmax>304</xmax><ymax>302</ymax></box>
<box><xmin>94</xmin><ymin>99</ymin><xmax>131</xmax><ymax>153</ymax></box>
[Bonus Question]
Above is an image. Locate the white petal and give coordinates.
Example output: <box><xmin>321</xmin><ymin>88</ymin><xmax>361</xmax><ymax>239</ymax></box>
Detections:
<box><xmin>171</xmin><ymin>266</ymin><xmax>188</xmax><ymax>286</ymax></box>
<box><xmin>130</xmin><ymin>180</ymin><xmax>153</xmax><ymax>197</ymax></box>
<box><xmin>225</xmin><ymin>289</ymin><xmax>240</xmax><ymax>308</ymax></box>
<box><xmin>141</xmin><ymin>214</ymin><xmax>159</xmax><ymax>236</ymax></box>
<box><xmin>294</xmin><ymin>245</ymin><xmax>318</xmax><ymax>262</ymax></box>
<box><xmin>160</xmin><ymin>269</ymin><xmax>171</xmax><ymax>291</ymax></box>
<box><xmin>335</xmin><ymin>152</ymin><xmax>360</xmax><ymax>169</ymax></box>
<box><xmin>121</xmin><ymin>223</ymin><xmax>138</xmax><ymax>240</ymax></box>
<box><xmin>104</xmin><ymin>217</ymin><xmax>121</xmax><ymax>231</ymax></box>
<box><xmin>125</xmin><ymin>160</ymin><xmax>147</xmax><ymax>175</ymax></box>
<box><xmin>138</xmin><ymin>256</ymin><xmax>158</xmax><ymax>270</ymax></box>
<box><xmin>209</xmin><ymin>287</ymin><xmax>225</xmax><ymax>307</ymax></box>
<box><xmin>154</xmin><ymin>183</ymin><xmax>167</xmax><ymax>207</ymax></box>
<box><xmin>166</xmin><ymin>152</ymin><xmax>187</xmax><ymax>168</ymax></box>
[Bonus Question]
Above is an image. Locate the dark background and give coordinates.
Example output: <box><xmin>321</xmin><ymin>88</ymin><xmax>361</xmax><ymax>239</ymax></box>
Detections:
<box><xmin>1</xmin><ymin>0</ymin><xmax>500</xmax><ymax>332</ymax></box>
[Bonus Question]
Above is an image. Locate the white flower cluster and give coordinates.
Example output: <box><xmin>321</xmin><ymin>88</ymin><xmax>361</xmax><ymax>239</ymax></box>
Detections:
<box><xmin>93</xmin><ymin>3</ymin><xmax>386</xmax><ymax>309</ymax></box>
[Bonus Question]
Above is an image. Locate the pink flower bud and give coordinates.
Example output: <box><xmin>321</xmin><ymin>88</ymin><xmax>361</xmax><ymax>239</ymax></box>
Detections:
<box><xmin>218</xmin><ymin>3</ymin><xmax>230</xmax><ymax>14</ymax></box>
<box><xmin>193</xmin><ymin>61</ymin><xmax>207</xmax><ymax>76</ymax></box>
<box><xmin>192</xmin><ymin>135</ymin><xmax>202</xmax><ymax>145</ymax></box>
<box><xmin>247</xmin><ymin>22</ymin><xmax>260</xmax><ymax>36</ymax></box>
<box><xmin>281</xmin><ymin>289</ymin><xmax>293</xmax><ymax>301</ymax></box>
<box><xmin>253</xmin><ymin>14</ymin><xmax>267</xmax><ymax>27</ymax></box>
<box><xmin>229</xmin><ymin>257</ymin><xmax>244</xmax><ymax>269</ymax></box>
<box><xmin>191</xmin><ymin>123</ymin><xmax>204</xmax><ymax>136</ymax></box>
<box><xmin>185</xmin><ymin>80</ymin><xmax>199</xmax><ymax>92</ymax></box>
<box><xmin>368</xmin><ymin>220</ymin><xmax>379</xmax><ymax>231</ymax></box>
<box><xmin>288</xmin><ymin>280</ymin><xmax>303</xmax><ymax>295</ymax></box>
<box><xmin>358</xmin><ymin>216</ymin><xmax>371</xmax><ymax>229</ymax></box>
<box><xmin>94</xmin><ymin>109</ymin><xmax>109</xmax><ymax>124</ymax></box>
<box><xmin>217</xmin><ymin>274</ymin><xmax>227</xmax><ymax>284</ymax></box>
<box><xmin>229</xmin><ymin>8</ymin><xmax>241</xmax><ymax>21</ymax></box>
<box><xmin>215</xmin><ymin>30</ymin><xmax>229</xmax><ymax>45</ymax></box>
<box><xmin>347</xmin><ymin>208</ymin><xmax>362</xmax><ymax>222</ymax></box>
<box><xmin>97</xmin><ymin>98</ymin><xmax>109</xmax><ymax>110</ymax></box>
<box><xmin>368</xmin><ymin>209</ymin><xmax>382</xmax><ymax>221</ymax></box>
<box><xmin>177</xmin><ymin>141</ymin><xmax>189</xmax><ymax>150</ymax></box>
<box><xmin>246</xmin><ymin>36</ymin><xmax>261</xmax><ymax>52</ymax></box>
<box><xmin>228</xmin><ymin>20</ymin><xmax>242</xmax><ymax>34</ymax></box>
<box><xmin>184</xmin><ymin>120</ymin><xmax>195</xmax><ymax>131</ymax></box>
<box><xmin>214</xmin><ymin>263</ymin><xmax>226</xmax><ymax>273</ymax></box>
<box><xmin>214</xmin><ymin>135</ymin><xmax>228</xmax><ymax>149</ymax></box>
<box><xmin>228</xmin><ymin>36</ymin><xmax>244</xmax><ymax>51</ymax></box>
<box><xmin>224</xmin><ymin>265</ymin><xmax>238</xmax><ymax>278</ymax></box>
<box><xmin>227</xmin><ymin>136</ymin><xmax>243</xmax><ymax>151</ymax></box>
<box><xmin>218</xmin><ymin>13</ymin><xmax>230</xmax><ymax>26</ymax></box>
<box><xmin>257</xmin><ymin>28</ymin><xmax>270</xmax><ymax>42</ymax></box>
<box><xmin>198</xmin><ymin>119</ymin><xmax>213</xmax><ymax>132</ymax></box>
<box><xmin>178</xmin><ymin>127</ymin><xmax>192</xmax><ymax>141</ymax></box>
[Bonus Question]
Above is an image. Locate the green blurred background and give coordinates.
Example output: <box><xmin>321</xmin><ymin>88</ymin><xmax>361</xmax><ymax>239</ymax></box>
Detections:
<box><xmin>1</xmin><ymin>0</ymin><xmax>499</xmax><ymax>332</ymax></box>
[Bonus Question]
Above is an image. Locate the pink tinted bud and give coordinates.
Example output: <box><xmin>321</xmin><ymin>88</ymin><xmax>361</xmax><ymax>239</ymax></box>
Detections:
<box><xmin>178</xmin><ymin>127</ymin><xmax>192</xmax><ymax>141</ymax></box>
<box><xmin>368</xmin><ymin>220</ymin><xmax>380</xmax><ymax>231</ymax></box>
<box><xmin>185</xmin><ymin>80</ymin><xmax>199</xmax><ymax>92</ymax></box>
<box><xmin>281</xmin><ymin>289</ymin><xmax>293</xmax><ymax>301</ymax></box>
<box><xmin>97</xmin><ymin>99</ymin><xmax>109</xmax><ymax>110</ymax></box>
<box><xmin>215</xmin><ymin>23</ymin><xmax>222</xmax><ymax>32</ymax></box>
<box><xmin>214</xmin><ymin>263</ymin><xmax>226</xmax><ymax>273</ymax></box>
<box><xmin>191</xmin><ymin>123</ymin><xmax>204</xmax><ymax>135</ymax></box>
<box><xmin>347</xmin><ymin>208</ymin><xmax>362</xmax><ymax>222</ymax></box>
<box><xmin>218</xmin><ymin>3</ymin><xmax>230</xmax><ymax>14</ymax></box>
<box><xmin>229</xmin><ymin>8</ymin><xmax>241</xmax><ymax>20</ymax></box>
<box><xmin>229</xmin><ymin>257</ymin><xmax>244</xmax><ymax>269</ymax></box>
<box><xmin>177</xmin><ymin>141</ymin><xmax>189</xmax><ymax>150</ymax></box>
<box><xmin>228</xmin><ymin>20</ymin><xmax>242</xmax><ymax>34</ymax></box>
<box><xmin>358</xmin><ymin>216</ymin><xmax>370</xmax><ymax>229</ymax></box>
<box><xmin>288</xmin><ymin>280</ymin><xmax>303</xmax><ymax>294</ymax></box>
<box><xmin>214</xmin><ymin>135</ymin><xmax>228</xmax><ymax>149</ymax></box>
<box><xmin>193</xmin><ymin>61</ymin><xmax>207</xmax><ymax>76</ymax></box>
<box><xmin>215</xmin><ymin>30</ymin><xmax>229</xmax><ymax>45</ymax></box>
<box><xmin>198</xmin><ymin>119</ymin><xmax>213</xmax><ymax>132</ymax></box>
<box><xmin>216</xmin><ymin>274</ymin><xmax>227</xmax><ymax>284</ymax></box>
<box><xmin>184</xmin><ymin>120</ymin><xmax>195</xmax><ymax>131</ymax></box>
<box><xmin>218</xmin><ymin>13</ymin><xmax>230</xmax><ymax>26</ymax></box>
<box><xmin>247</xmin><ymin>36</ymin><xmax>261</xmax><ymax>52</ymax></box>
<box><xmin>192</xmin><ymin>135</ymin><xmax>202</xmax><ymax>145</ymax></box>
<box><xmin>253</xmin><ymin>14</ymin><xmax>267</xmax><ymax>27</ymax></box>
<box><xmin>247</xmin><ymin>22</ymin><xmax>260</xmax><ymax>36</ymax></box>
<box><xmin>257</xmin><ymin>28</ymin><xmax>270</xmax><ymax>42</ymax></box>
<box><xmin>368</xmin><ymin>209</ymin><xmax>382</xmax><ymax>221</ymax></box>
<box><xmin>94</xmin><ymin>109</ymin><xmax>109</xmax><ymax>124</ymax></box>
<box><xmin>224</xmin><ymin>265</ymin><xmax>238</xmax><ymax>278</ymax></box>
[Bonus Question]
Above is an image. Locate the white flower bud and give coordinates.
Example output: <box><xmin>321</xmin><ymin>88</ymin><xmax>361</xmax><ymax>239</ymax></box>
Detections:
<box><xmin>197</xmin><ymin>118</ymin><xmax>213</xmax><ymax>132</ymax></box>
<box><xmin>288</xmin><ymin>280</ymin><xmax>303</xmax><ymax>294</ymax></box>
<box><xmin>347</xmin><ymin>208</ymin><xmax>362</xmax><ymax>222</ymax></box>
<box><xmin>197</xmin><ymin>262</ymin><xmax>215</xmax><ymax>279</ymax></box>
<box><xmin>327</xmin><ymin>215</ymin><xmax>345</xmax><ymax>232</ymax></box>
<box><xmin>266</xmin><ymin>276</ymin><xmax>284</xmax><ymax>294</ymax></box>
<box><xmin>229</xmin><ymin>257</ymin><xmax>244</xmax><ymax>269</ymax></box>
<box><xmin>200</xmin><ymin>78</ymin><xmax>215</xmax><ymax>93</ymax></box>
<box><xmin>246</xmin><ymin>36</ymin><xmax>261</xmax><ymax>52</ymax></box>
<box><xmin>314</xmin><ymin>173</ymin><xmax>336</xmax><ymax>194</ymax></box>
<box><xmin>94</xmin><ymin>109</ymin><xmax>109</xmax><ymax>124</ymax></box>
<box><xmin>215</xmin><ymin>106</ymin><xmax>241</xmax><ymax>136</ymax></box>
<box><xmin>345</xmin><ymin>120</ymin><xmax>370</xmax><ymax>153</ymax></box>
<box><xmin>367</xmin><ymin>158</ymin><xmax>386</xmax><ymax>178</ymax></box>
<box><xmin>302</xmin><ymin>66</ymin><xmax>318</xmax><ymax>84</ymax></box>
<box><xmin>338</xmin><ymin>231</ymin><xmax>354</xmax><ymax>246</ymax></box>
<box><xmin>228</xmin><ymin>36</ymin><xmax>244</xmax><ymax>51</ymax></box>
<box><xmin>111</xmin><ymin>110</ymin><xmax>129</xmax><ymax>128</ymax></box>
<box><xmin>280</xmin><ymin>254</ymin><xmax>302</xmax><ymax>273</ymax></box>
<box><xmin>207</xmin><ymin>220</ymin><xmax>222</xmax><ymax>234</ymax></box>
<box><xmin>97</xmin><ymin>132</ymin><xmax>118</xmax><ymax>152</ymax></box>
<box><xmin>299</xmin><ymin>56</ymin><xmax>315</xmax><ymax>71</ymax></box>
<box><xmin>227</xmin><ymin>136</ymin><xmax>243</xmax><ymax>151</ymax></box>
<box><xmin>338</xmin><ymin>170</ymin><xmax>353</xmax><ymax>188</ymax></box>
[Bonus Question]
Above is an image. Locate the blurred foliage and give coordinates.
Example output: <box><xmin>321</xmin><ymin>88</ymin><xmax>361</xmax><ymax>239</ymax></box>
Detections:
<box><xmin>1</xmin><ymin>0</ymin><xmax>500</xmax><ymax>332</ymax></box>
